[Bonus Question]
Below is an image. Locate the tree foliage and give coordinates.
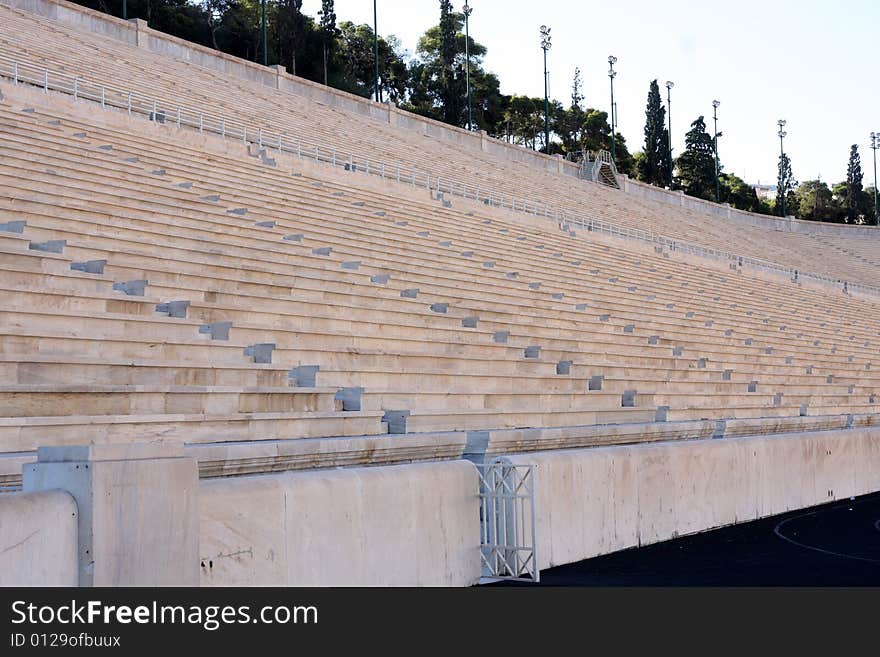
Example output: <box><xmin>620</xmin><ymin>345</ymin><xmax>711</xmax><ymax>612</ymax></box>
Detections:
<box><xmin>635</xmin><ymin>80</ymin><xmax>670</xmax><ymax>187</ymax></box>
<box><xmin>318</xmin><ymin>0</ymin><xmax>338</xmax><ymax>85</ymax></box>
<box><xmin>794</xmin><ymin>180</ymin><xmax>835</xmax><ymax>221</ymax></box>
<box><xmin>404</xmin><ymin>8</ymin><xmax>501</xmax><ymax>130</ymax></box>
<box><xmin>720</xmin><ymin>173</ymin><xmax>765</xmax><ymax>213</ymax></box>
<box><xmin>64</xmin><ymin>0</ymin><xmax>857</xmax><ymax>221</ymax></box>
<box><xmin>335</xmin><ymin>21</ymin><xmax>407</xmax><ymax>101</ymax></box>
<box><xmin>675</xmin><ymin>116</ymin><xmax>717</xmax><ymax>200</ymax></box>
<box><xmin>776</xmin><ymin>152</ymin><xmax>797</xmax><ymax>217</ymax></box>
<box><xmin>845</xmin><ymin>144</ymin><xmax>864</xmax><ymax>223</ymax></box>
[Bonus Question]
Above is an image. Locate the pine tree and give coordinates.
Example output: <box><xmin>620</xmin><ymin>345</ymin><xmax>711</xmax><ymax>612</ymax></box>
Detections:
<box><xmin>675</xmin><ymin>116</ymin><xmax>717</xmax><ymax>200</ymax></box>
<box><xmin>776</xmin><ymin>153</ymin><xmax>797</xmax><ymax>217</ymax></box>
<box><xmin>635</xmin><ymin>80</ymin><xmax>669</xmax><ymax>187</ymax></box>
<box><xmin>845</xmin><ymin>144</ymin><xmax>864</xmax><ymax>223</ymax></box>
<box><xmin>318</xmin><ymin>0</ymin><xmax>337</xmax><ymax>85</ymax></box>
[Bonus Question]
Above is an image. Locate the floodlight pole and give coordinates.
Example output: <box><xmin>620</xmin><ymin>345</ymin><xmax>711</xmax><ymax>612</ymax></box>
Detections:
<box><xmin>261</xmin><ymin>0</ymin><xmax>267</xmax><ymax>66</ymax></box>
<box><xmin>778</xmin><ymin>119</ymin><xmax>788</xmax><ymax>217</ymax></box>
<box><xmin>540</xmin><ymin>26</ymin><xmax>552</xmax><ymax>153</ymax></box>
<box><xmin>871</xmin><ymin>132</ymin><xmax>879</xmax><ymax>226</ymax></box>
<box><xmin>713</xmin><ymin>100</ymin><xmax>721</xmax><ymax>202</ymax></box>
<box><xmin>464</xmin><ymin>4</ymin><xmax>473</xmax><ymax>130</ymax></box>
<box><xmin>374</xmin><ymin>0</ymin><xmax>380</xmax><ymax>102</ymax></box>
<box><xmin>666</xmin><ymin>81</ymin><xmax>674</xmax><ymax>188</ymax></box>
<box><xmin>608</xmin><ymin>56</ymin><xmax>618</xmax><ymax>163</ymax></box>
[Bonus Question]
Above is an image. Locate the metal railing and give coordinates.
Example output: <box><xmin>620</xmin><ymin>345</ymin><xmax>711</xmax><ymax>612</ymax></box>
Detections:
<box><xmin>477</xmin><ymin>459</ymin><xmax>538</xmax><ymax>583</ymax></box>
<box><xmin>2</xmin><ymin>53</ymin><xmax>878</xmax><ymax>299</ymax></box>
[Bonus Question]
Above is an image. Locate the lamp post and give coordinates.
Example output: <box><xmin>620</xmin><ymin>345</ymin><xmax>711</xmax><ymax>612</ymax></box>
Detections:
<box><xmin>777</xmin><ymin>119</ymin><xmax>788</xmax><ymax>217</ymax></box>
<box><xmin>463</xmin><ymin>3</ymin><xmax>473</xmax><ymax>131</ymax></box>
<box><xmin>122</xmin><ymin>0</ymin><xmax>127</xmax><ymax>20</ymax></box>
<box><xmin>665</xmin><ymin>81</ymin><xmax>674</xmax><ymax>188</ymax></box>
<box><xmin>712</xmin><ymin>100</ymin><xmax>721</xmax><ymax>202</ymax></box>
<box><xmin>871</xmin><ymin>132</ymin><xmax>879</xmax><ymax>226</ymax></box>
<box><xmin>373</xmin><ymin>0</ymin><xmax>380</xmax><ymax>102</ymax></box>
<box><xmin>540</xmin><ymin>26</ymin><xmax>552</xmax><ymax>153</ymax></box>
<box><xmin>261</xmin><ymin>0</ymin><xmax>267</xmax><ymax>66</ymax></box>
<box><xmin>608</xmin><ymin>56</ymin><xmax>618</xmax><ymax>162</ymax></box>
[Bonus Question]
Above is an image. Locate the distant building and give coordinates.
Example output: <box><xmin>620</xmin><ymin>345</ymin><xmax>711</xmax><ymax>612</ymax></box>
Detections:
<box><xmin>753</xmin><ymin>182</ymin><xmax>777</xmax><ymax>201</ymax></box>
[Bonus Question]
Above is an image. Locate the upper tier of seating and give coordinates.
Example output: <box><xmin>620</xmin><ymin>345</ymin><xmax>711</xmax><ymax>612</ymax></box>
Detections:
<box><xmin>0</xmin><ymin>2</ymin><xmax>879</xmax><ymax>288</ymax></box>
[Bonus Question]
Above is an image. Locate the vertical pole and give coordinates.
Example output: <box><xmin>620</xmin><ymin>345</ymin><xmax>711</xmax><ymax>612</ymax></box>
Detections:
<box><xmin>873</xmin><ymin>139</ymin><xmax>879</xmax><ymax>226</ymax></box>
<box><xmin>261</xmin><ymin>0</ymin><xmax>267</xmax><ymax>67</ymax></box>
<box><xmin>543</xmin><ymin>47</ymin><xmax>550</xmax><ymax>153</ymax></box>
<box><xmin>667</xmin><ymin>86</ymin><xmax>673</xmax><ymax>188</ymax></box>
<box><xmin>780</xmin><ymin>133</ymin><xmax>786</xmax><ymax>218</ymax></box>
<box><xmin>609</xmin><ymin>61</ymin><xmax>616</xmax><ymax>163</ymax></box>
<box><xmin>714</xmin><ymin>105</ymin><xmax>720</xmax><ymax>202</ymax></box>
<box><xmin>373</xmin><ymin>0</ymin><xmax>380</xmax><ymax>102</ymax></box>
<box><xmin>465</xmin><ymin>6</ymin><xmax>472</xmax><ymax>131</ymax></box>
<box><xmin>123</xmin><ymin>0</ymin><xmax>127</xmax><ymax>20</ymax></box>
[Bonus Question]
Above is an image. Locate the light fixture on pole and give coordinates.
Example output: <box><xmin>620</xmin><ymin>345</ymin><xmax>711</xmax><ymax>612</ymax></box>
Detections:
<box><xmin>540</xmin><ymin>25</ymin><xmax>552</xmax><ymax>153</ymax></box>
<box><xmin>871</xmin><ymin>132</ymin><xmax>879</xmax><ymax>226</ymax></box>
<box><xmin>463</xmin><ymin>3</ymin><xmax>473</xmax><ymax>131</ymax></box>
<box><xmin>712</xmin><ymin>100</ymin><xmax>721</xmax><ymax>202</ymax></box>
<box><xmin>777</xmin><ymin>119</ymin><xmax>788</xmax><ymax>217</ymax></box>
<box><xmin>665</xmin><ymin>81</ymin><xmax>674</xmax><ymax>188</ymax></box>
<box><xmin>608</xmin><ymin>56</ymin><xmax>618</xmax><ymax>162</ymax></box>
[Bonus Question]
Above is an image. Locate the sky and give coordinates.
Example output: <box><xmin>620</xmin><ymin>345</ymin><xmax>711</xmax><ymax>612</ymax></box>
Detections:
<box><xmin>302</xmin><ymin>0</ymin><xmax>879</xmax><ymax>186</ymax></box>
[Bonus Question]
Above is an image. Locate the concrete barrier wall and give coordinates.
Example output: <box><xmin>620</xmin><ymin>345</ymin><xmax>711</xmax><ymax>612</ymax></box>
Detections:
<box><xmin>623</xmin><ymin>175</ymin><xmax>878</xmax><ymax>236</ymax></box>
<box><xmin>507</xmin><ymin>428</ymin><xmax>880</xmax><ymax>570</ymax></box>
<box><xmin>0</xmin><ymin>490</ymin><xmax>78</xmax><ymax>586</ymax></box>
<box><xmin>199</xmin><ymin>460</ymin><xmax>481</xmax><ymax>587</ymax></box>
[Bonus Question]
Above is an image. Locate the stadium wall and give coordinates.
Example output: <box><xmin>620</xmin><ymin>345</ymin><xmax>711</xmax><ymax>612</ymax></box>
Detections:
<box><xmin>506</xmin><ymin>427</ymin><xmax>880</xmax><ymax>570</ymax></box>
<box><xmin>6</xmin><ymin>426</ymin><xmax>879</xmax><ymax>586</ymax></box>
<box><xmin>0</xmin><ymin>490</ymin><xmax>78</xmax><ymax>586</ymax></box>
<box><xmin>198</xmin><ymin>460</ymin><xmax>481</xmax><ymax>587</ymax></box>
<box><xmin>621</xmin><ymin>175</ymin><xmax>878</xmax><ymax>236</ymax></box>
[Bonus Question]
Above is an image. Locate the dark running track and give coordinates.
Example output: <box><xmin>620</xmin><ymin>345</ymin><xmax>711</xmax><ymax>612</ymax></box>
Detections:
<box><xmin>501</xmin><ymin>491</ymin><xmax>880</xmax><ymax>586</ymax></box>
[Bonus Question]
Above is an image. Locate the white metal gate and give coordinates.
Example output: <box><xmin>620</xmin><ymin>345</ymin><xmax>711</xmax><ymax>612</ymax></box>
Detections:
<box><xmin>477</xmin><ymin>458</ymin><xmax>539</xmax><ymax>583</ymax></box>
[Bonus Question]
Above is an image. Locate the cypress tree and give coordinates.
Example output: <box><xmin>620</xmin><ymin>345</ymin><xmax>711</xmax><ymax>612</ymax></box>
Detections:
<box><xmin>776</xmin><ymin>153</ymin><xmax>797</xmax><ymax>217</ymax></box>
<box><xmin>319</xmin><ymin>0</ymin><xmax>337</xmax><ymax>85</ymax></box>
<box><xmin>845</xmin><ymin>144</ymin><xmax>864</xmax><ymax>223</ymax></box>
<box><xmin>571</xmin><ymin>67</ymin><xmax>584</xmax><ymax>110</ymax></box>
<box><xmin>636</xmin><ymin>80</ymin><xmax>669</xmax><ymax>187</ymax></box>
